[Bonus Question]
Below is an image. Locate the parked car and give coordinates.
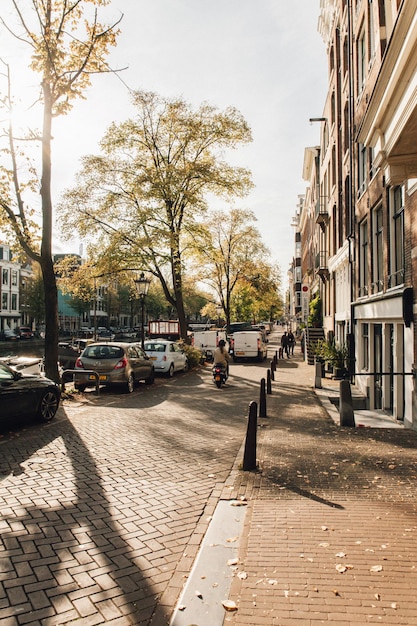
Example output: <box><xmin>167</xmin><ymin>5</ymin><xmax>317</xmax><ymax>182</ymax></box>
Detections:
<box><xmin>0</xmin><ymin>329</ymin><xmax>19</xmax><ymax>341</ymax></box>
<box><xmin>0</xmin><ymin>361</ymin><xmax>60</xmax><ymax>423</ymax></box>
<box><xmin>16</xmin><ymin>326</ymin><xmax>34</xmax><ymax>339</ymax></box>
<box><xmin>144</xmin><ymin>339</ymin><xmax>188</xmax><ymax>377</ymax></box>
<box><xmin>58</xmin><ymin>338</ymin><xmax>94</xmax><ymax>370</ymax></box>
<box><xmin>97</xmin><ymin>328</ymin><xmax>113</xmax><ymax>339</ymax></box>
<box><xmin>74</xmin><ymin>342</ymin><xmax>155</xmax><ymax>393</ymax></box>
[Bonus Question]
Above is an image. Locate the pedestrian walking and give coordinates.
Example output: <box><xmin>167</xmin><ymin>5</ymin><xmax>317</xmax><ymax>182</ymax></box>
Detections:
<box><xmin>287</xmin><ymin>330</ymin><xmax>295</xmax><ymax>356</ymax></box>
<box><xmin>281</xmin><ymin>331</ymin><xmax>290</xmax><ymax>358</ymax></box>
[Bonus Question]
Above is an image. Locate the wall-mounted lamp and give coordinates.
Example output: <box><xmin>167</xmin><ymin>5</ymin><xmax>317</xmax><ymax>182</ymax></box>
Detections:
<box><xmin>309</xmin><ymin>117</ymin><xmax>327</xmax><ymax>123</ymax></box>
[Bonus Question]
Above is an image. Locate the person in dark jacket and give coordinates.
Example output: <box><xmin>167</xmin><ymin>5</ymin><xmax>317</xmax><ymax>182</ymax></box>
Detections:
<box><xmin>281</xmin><ymin>332</ymin><xmax>290</xmax><ymax>358</ymax></box>
<box><xmin>287</xmin><ymin>331</ymin><xmax>295</xmax><ymax>356</ymax></box>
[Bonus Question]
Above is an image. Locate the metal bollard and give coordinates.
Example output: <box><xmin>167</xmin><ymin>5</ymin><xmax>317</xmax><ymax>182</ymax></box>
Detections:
<box><xmin>271</xmin><ymin>358</ymin><xmax>276</xmax><ymax>372</ymax></box>
<box><xmin>259</xmin><ymin>378</ymin><xmax>267</xmax><ymax>418</ymax></box>
<box><xmin>267</xmin><ymin>369</ymin><xmax>272</xmax><ymax>394</ymax></box>
<box><xmin>314</xmin><ymin>360</ymin><xmax>322</xmax><ymax>389</ymax></box>
<box><xmin>274</xmin><ymin>350</ymin><xmax>278</xmax><ymax>366</ymax></box>
<box><xmin>270</xmin><ymin>363</ymin><xmax>275</xmax><ymax>381</ymax></box>
<box><xmin>339</xmin><ymin>379</ymin><xmax>355</xmax><ymax>427</ymax></box>
<box><xmin>243</xmin><ymin>401</ymin><xmax>258</xmax><ymax>471</ymax></box>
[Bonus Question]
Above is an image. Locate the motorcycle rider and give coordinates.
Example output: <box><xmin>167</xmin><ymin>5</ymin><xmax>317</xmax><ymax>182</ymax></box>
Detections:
<box><xmin>213</xmin><ymin>339</ymin><xmax>231</xmax><ymax>379</ymax></box>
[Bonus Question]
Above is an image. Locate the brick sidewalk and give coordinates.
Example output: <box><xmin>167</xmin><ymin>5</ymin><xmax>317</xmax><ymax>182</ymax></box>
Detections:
<box><xmin>222</xmin><ymin>340</ymin><xmax>417</xmax><ymax>625</ymax></box>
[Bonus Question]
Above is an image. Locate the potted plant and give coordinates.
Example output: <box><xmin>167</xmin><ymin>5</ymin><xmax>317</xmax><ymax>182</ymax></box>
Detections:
<box><xmin>314</xmin><ymin>339</ymin><xmax>348</xmax><ymax>378</ymax></box>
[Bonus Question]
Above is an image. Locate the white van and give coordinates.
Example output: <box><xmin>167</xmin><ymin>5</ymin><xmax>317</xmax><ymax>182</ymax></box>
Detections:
<box><xmin>192</xmin><ymin>329</ymin><xmax>229</xmax><ymax>360</ymax></box>
<box><xmin>230</xmin><ymin>330</ymin><xmax>268</xmax><ymax>362</ymax></box>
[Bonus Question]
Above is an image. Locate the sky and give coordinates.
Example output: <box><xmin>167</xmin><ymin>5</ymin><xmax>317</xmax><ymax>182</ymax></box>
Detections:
<box><xmin>1</xmin><ymin>0</ymin><xmax>328</xmax><ymax>291</ymax></box>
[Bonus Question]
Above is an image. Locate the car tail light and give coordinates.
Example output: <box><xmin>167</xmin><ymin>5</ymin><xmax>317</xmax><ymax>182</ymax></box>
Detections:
<box><xmin>163</xmin><ymin>355</ymin><xmax>167</xmax><ymax>362</ymax></box>
<box><xmin>75</xmin><ymin>357</ymin><xmax>84</xmax><ymax>368</ymax></box>
<box><xmin>114</xmin><ymin>356</ymin><xmax>128</xmax><ymax>370</ymax></box>
<box><xmin>257</xmin><ymin>338</ymin><xmax>261</xmax><ymax>349</ymax></box>
<box><xmin>230</xmin><ymin>338</ymin><xmax>234</xmax><ymax>349</ymax></box>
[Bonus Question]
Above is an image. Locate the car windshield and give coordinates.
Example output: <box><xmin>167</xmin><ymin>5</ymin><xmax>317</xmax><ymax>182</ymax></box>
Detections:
<box><xmin>84</xmin><ymin>345</ymin><xmax>124</xmax><ymax>359</ymax></box>
<box><xmin>144</xmin><ymin>343</ymin><xmax>166</xmax><ymax>352</ymax></box>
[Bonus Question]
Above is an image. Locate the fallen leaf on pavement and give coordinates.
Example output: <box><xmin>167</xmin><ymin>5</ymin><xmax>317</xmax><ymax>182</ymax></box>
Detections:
<box><xmin>222</xmin><ymin>600</ymin><xmax>238</xmax><ymax>611</ymax></box>
<box><xmin>370</xmin><ymin>565</ymin><xmax>383</xmax><ymax>572</ymax></box>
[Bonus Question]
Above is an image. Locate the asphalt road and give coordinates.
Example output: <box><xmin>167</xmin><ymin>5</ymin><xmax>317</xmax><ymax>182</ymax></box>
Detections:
<box><xmin>0</xmin><ymin>353</ymin><xmax>274</xmax><ymax>625</ymax></box>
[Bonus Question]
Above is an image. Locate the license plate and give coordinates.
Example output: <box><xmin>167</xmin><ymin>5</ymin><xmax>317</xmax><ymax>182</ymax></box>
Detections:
<box><xmin>235</xmin><ymin>351</ymin><xmax>245</xmax><ymax>356</ymax></box>
<box><xmin>215</xmin><ymin>375</ymin><xmax>221</xmax><ymax>381</ymax></box>
<box><xmin>149</xmin><ymin>356</ymin><xmax>157</xmax><ymax>361</ymax></box>
<box><xmin>89</xmin><ymin>374</ymin><xmax>107</xmax><ymax>381</ymax></box>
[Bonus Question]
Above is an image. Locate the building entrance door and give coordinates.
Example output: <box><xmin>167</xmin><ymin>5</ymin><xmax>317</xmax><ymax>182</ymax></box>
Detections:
<box><xmin>374</xmin><ymin>324</ymin><xmax>383</xmax><ymax>409</ymax></box>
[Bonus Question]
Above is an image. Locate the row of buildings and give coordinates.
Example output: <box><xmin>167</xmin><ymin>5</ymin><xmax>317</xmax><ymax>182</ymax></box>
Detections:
<box><xmin>288</xmin><ymin>0</ymin><xmax>417</xmax><ymax>428</ymax></box>
<box><xmin>0</xmin><ymin>246</ymin><xmax>135</xmax><ymax>334</ymax></box>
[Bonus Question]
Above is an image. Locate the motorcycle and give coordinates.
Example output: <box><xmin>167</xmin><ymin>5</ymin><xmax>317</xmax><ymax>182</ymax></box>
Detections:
<box><xmin>212</xmin><ymin>363</ymin><xmax>228</xmax><ymax>388</ymax></box>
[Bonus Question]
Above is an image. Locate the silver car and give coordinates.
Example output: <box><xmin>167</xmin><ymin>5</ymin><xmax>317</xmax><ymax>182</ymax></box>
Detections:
<box><xmin>74</xmin><ymin>342</ymin><xmax>155</xmax><ymax>393</ymax></box>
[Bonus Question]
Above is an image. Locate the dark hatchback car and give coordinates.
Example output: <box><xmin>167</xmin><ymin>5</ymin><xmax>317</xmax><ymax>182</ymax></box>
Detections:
<box><xmin>0</xmin><ymin>362</ymin><xmax>61</xmax><ymax>423</ymax></box>
<box><xmin>74</xmin><ymin>342</ymin><xmax>155</xmax><ymax>393</ymax></box>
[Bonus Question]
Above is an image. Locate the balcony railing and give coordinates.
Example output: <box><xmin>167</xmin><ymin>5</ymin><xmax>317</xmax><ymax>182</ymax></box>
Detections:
<box><xmin>315</xmin><ymin>251</ymin><xmax>329</xmax><ymax>282</ymax></box>
<box><xmin>315</xmin><ymin>198</ymin><xmax>329</xmax><ymax>229</ymax></box>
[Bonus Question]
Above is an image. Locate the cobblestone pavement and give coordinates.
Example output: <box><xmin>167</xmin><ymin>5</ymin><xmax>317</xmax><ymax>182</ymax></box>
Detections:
<box><xmin>3</xmin><ymin>333</ymin><xmax>417</xmax><ymax>626</ymax></box>
<box><xmin>222</xmin><ymin>334</ymin><xmax>417</xmax><ymax>626</ymax></box>
<box><xmin>0</xmin><ymin>363</ymin><xmax>265</xmax><ymax>626</ymax></box>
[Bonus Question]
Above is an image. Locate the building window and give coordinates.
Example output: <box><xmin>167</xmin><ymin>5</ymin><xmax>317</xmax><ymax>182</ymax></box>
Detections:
<box><xmin>343</xmin><ymin>36</ymin><xmax>348</xmax><ymax>77</ymax></box>
<box><xmin>2</xmin><ymin>269</ymin><xmax>8</xmax><ymax>286</ymax></box>
<box><xmin>368</xmin><ymin>0</ymin><xmax>375</xmax><ymax>64</ymax></box>
<box><xmin>11</xmin><ymin>271</ymin><xmax>18</xmax><ymax>286</ymax></box>
<box><xmin>372</xmin><ymin>205</ymin><xmax>384</xmax><ymax>293</ymax></box>
<box><xmin>358</xmin><ymin>143</ymin><xmax>367</xmax><ymax>196</ymax></box>
<box><xmin>362</xmin><ymin>323</ymin><xmax>369</xmax><ymax>370</ymax></box>
<box><xmin>2</xmin><ymin>293</ymin><xmax>8</xmax><ymax>310</ymax></box>
<box><xmin>356</xmin><ymin>25</ymin><xmax>366</xmax><ymax>96</ymax></box>
<box><xmin>359</xmin><ymin>219</ymin><xmax>369</xmax><ymax>296</ymax></box>
<box><xmin>11</xmin><ymin>293</ymin><xmax>17</xmax><ymax>310</ymax></box>
<box><xmin>369</xmin><ymin>146</ymin><xmax>377</xmax><ymax>180</ymax></box>
<box><xmin>343</xmin><ymin>102</ymin><xmax>349</xmax><ymax>153</ymax></box>
<box><xmin>388</xmin><ymin>185</ymin><xmax>404</xmax><ymax>288</ymax></box>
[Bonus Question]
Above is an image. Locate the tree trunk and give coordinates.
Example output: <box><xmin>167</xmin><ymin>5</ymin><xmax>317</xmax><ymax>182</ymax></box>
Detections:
<box><xmin>171</xmin><ymin>245</ymin><xmax>188</xmax><ymax>341</ymax></box>
<box><xmin>40</xmin><ymin>74</ymin><xmax>60</xmax><ymax>382</ymax></box>
<box><xmin>41</xmin><ymin>256</ymin><xmax>59</xmax><ymax>382</ymax></box>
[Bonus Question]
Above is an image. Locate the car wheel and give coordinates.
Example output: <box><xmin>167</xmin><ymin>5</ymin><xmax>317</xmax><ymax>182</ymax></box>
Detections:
<box><xmin>145</xmin><ymin>368</ymin><xmax>155</xmax><ymax>385</ymax></box>
<box><xmin>183</xmin><ymin>359</ymin><xmax>189</xmax><ymax>372</ymax></box>
<box><xmin>126</xmin><ymin>373</ymin><xmax>135</xmax><ymax>393</ymax></box>
<box><xmin>167</xmin><ymin>363</ymin><xmax>174</xmax><ymax>378</ymax></box>
<box><xmin>37</xmin><ymin>389</ymin><xmax>60</xmax><ymax>422</ymax></box>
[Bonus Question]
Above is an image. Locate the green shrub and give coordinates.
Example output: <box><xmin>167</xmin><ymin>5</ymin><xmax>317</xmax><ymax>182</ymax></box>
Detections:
<box><xmin>178</xmin><ymin>341</ymin><xmax>201</xmax><ymax>369</ymax></box>
<box><xmin>314</xmin><ymin>339</ymin><xmax>348</xmax><ymax>369</ymax></box>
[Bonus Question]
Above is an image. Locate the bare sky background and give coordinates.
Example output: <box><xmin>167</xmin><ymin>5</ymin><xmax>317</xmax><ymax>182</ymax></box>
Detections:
<box><xmin>2</xmin><ymin>0</ymin><xmax>328</xmax><ymax>291</ymax></box>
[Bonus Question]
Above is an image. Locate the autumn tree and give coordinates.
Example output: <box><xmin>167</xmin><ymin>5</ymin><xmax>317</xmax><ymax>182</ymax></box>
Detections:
<box><xmin>0</xmin><ymin>1</ymin><xmax>121</xmax><ymax>381</ymax></box>
<box><xmin>192</xmin><ymin>208</ymin><xmax>280</xmax><ymax>331</ymax></box>
<box><xmin>58</xmin><ymin>90</ymin><xmax>253</xmax><ymax>340</ymax></box>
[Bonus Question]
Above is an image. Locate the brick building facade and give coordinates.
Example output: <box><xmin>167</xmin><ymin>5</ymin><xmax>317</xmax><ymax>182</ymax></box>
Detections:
<box><xmin>293</xmin><ymin>0</ymin><xmax>417</xmax><ymax>427</ymax></box>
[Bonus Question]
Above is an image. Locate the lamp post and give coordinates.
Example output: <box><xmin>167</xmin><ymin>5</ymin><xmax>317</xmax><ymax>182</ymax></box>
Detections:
<box><xmin>215</xmin><ymin>304</ymin><xmax>223</xmax><ymax>328</ymax></box>
<box><xmin>134</xmin><ymin>272</ymin><xmax>151</xmax><ymax>348</ymax></box>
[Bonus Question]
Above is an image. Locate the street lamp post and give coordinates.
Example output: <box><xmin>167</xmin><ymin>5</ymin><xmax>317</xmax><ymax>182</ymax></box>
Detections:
<box><xmin>215</xmin><ymin>304</ymin><xmax>223</xmax><ymax>328</ymax></box>
<box><xmin>134</xmin><ymin>272</ymin><xmax>151</xmax><ymax>349</ymax></box>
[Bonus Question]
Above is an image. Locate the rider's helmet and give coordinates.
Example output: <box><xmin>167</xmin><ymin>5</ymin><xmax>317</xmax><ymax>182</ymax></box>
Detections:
<box><xmin>218</xmin><ymin>339</ymin><xmax>226</xmax><ymax>348</ymax></box>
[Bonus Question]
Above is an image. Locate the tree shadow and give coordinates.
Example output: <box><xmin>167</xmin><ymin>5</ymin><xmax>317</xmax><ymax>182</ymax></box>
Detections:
<box><xmin>0</xmin><ymin>408</ymin><xmax>160</xmax><ymax>623</ymax></box>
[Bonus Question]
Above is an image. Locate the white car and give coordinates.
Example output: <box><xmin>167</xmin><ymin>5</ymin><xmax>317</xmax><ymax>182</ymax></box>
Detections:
<box><xmin>144</xmin><ymin>339</ymin><xmax>188</xmax><ymax>377</ymax></box>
